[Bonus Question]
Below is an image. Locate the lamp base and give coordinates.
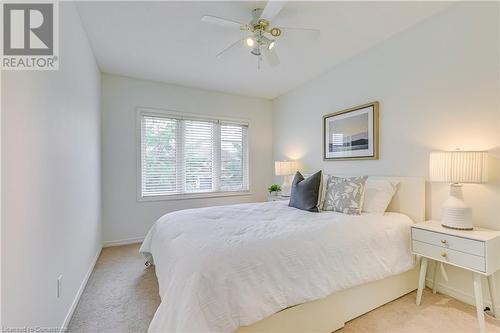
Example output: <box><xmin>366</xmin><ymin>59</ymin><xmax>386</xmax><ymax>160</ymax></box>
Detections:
<box><xmin>281</xmin><ymin>184</ymin><xmax>291</xmax><ymax>197</ymax></box>
<box><xmin>281</xmin><ymin>174</ymin><xmax>293</xmax><ymax>197</ymax></box>
<box><xmin>441</xmin><ymin>183</ymin><xmax>473</xmax><ymax>230</ymax></box>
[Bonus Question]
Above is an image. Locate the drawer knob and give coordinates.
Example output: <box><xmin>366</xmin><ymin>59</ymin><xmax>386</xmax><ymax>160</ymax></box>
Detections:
<box><xmin>441</xmin><ymin>239</ymin><xmax>447</xmax><ymax>244</ymax></box>
<box><xmin>441</xmin><ymin>252</ymin><xmax>447</xmax><ymax>258</ymax></box>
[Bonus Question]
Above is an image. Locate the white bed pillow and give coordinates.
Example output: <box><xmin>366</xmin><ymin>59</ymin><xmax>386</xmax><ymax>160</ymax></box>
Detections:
<box><xmin>362</xmin><ymin>178</ymin><xmax>399</xmax><ymax>215</ymax></box>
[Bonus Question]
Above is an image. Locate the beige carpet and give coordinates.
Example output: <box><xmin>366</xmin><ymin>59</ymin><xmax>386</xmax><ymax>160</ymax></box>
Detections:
<box><xmin>68</xmin><ymin>244</ymin><xmax>500</xmax><ymax>333</ymax></box>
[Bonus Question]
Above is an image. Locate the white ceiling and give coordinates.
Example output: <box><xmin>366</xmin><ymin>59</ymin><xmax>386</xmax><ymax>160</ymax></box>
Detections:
<box><xmin>76</xmin><ymin>1</ymin><xmax>451</xmax><ymax>99</ymax></box>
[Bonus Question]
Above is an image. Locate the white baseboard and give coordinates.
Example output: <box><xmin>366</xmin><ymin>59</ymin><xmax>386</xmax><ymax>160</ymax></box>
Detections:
<box><xmin>103</xmin><ymin>237</ymin><xmax>144</xmax><ymax>248</ymax></box>
<box><xmin>426</xmin><ymin>277</ymin><xmax>500</xmax><ymax>314</ymax></box>
<box><xmin>60</xmin><ymin>247</ymin><xmax>102</xmax><ymax>333</ymax></box>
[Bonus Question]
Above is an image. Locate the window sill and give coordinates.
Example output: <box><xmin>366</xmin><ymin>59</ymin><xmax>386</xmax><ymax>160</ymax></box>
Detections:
<box><xmin>138</xmin><ymin>190</ymin><xmax>253</xmax><ymax>202</ymax></box>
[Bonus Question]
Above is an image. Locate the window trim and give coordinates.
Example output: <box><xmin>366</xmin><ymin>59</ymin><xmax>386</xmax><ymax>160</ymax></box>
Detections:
<box><xmin>136</xmin><ymin>107</ymin><xmax>252</xmax><ymax>202</ymax></box>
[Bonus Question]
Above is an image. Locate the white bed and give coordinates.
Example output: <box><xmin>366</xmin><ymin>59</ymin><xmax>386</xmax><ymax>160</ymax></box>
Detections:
<box><xmin>140</xmin><ymin>176</ymin><xmax>425</xmax><ymax>333</ymax></box>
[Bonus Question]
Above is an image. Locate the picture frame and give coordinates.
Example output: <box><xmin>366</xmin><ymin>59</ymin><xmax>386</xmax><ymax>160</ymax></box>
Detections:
<box><xmin>323</xmin><ymin>101</ymin><xmax>379</xmax><ymax>160</ymax></box>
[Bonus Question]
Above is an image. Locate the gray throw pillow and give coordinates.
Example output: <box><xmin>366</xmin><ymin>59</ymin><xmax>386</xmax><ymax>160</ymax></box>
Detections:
<box><xmin>288</xmin><ymin>171</ymin><xmax>322</xmax><ymax>212</ymax></box>
<box><xmin>323</xmin><ymin>176</ymin><xmax>368</xmax><ymax>215</ymax></box>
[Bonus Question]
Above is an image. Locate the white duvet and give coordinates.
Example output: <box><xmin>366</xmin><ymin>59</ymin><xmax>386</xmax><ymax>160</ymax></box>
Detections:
<box><xmin>140</xmin><ymin>201</ymin><xmax>415</xmax><ymax>333</ymax></box>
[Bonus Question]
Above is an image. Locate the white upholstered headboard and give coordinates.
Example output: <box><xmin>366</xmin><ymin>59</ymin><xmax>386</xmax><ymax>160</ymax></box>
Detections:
<box><xmin>304</xmin><ymin>174</ymin><xmax>426</xmax><ymax>223</ymax></box>
<box><xmin>372</xmin><ymin>176</ymin><xmax>425</xmax><ymax>223</ymax></box>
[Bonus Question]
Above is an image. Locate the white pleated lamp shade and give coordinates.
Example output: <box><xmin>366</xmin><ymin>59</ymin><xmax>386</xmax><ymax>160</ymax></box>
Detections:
<box><xmin>274</xmin><ymin>161</ymin><xmax>297</xmax><ymax>176</ymax></box>
<box><xmin>429</xmin><ymin>151</ymin><xmax>488</xmax><ymax>184</ymax></box>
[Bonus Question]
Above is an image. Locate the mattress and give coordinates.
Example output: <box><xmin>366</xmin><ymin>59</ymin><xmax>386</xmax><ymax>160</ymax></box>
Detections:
<box><xmin>140</xmin><ymin>201</ymin><xmax>415</xmax><ymax>333</ymax></box>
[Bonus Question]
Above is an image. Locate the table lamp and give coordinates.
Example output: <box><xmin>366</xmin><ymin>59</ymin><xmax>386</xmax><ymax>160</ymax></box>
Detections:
<box><xmin>429</xmin><ymin>151</ymin><xmax>488</xmax><ymax>230</ymax></box>
<box><xmin>275</xmin><ymin>160</ymin><xmax>297</xmax><ymax>197</ymax></box>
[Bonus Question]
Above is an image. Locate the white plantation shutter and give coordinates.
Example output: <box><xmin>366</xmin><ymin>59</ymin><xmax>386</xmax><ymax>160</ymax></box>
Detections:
<box><xmin>220</xmin><ymin>124</ymin><xmax>248</xmax><ymax>191</ymax></box>
<box><xmin>184</xmin><ymin>120</ymin><xmax>214</xmax><ymax>193</ymax></box>
<box><xmin>141</xmin><ymin>113</ymin><xmax>249</xmax><ymax>197</ymax></box>
<box><xmin>141</xmin><ymin>116</ymin><xmax>178</xmax><ymax>196</ymax></box>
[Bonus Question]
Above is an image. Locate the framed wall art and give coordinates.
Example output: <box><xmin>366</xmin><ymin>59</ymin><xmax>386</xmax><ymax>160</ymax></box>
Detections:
<box><xmin>323</xmin><ymin>102</ymin><xmax>379</xmax><ymax>160</ymax></box>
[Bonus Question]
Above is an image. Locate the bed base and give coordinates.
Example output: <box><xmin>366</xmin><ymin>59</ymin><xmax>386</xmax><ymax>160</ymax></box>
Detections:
<box><xmin>237</xmin><ymin>266</ymin><xmax>419</xmax><ymax>333</ymax></box>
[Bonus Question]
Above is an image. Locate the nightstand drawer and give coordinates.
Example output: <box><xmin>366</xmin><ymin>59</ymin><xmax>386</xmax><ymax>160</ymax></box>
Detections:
<box><xmin>412</xmin><ymin>228</ymin><xmax>484</xmax><ymax>257</ymax></box>
<box><xmin>412</xmin><ymin>240</ymin><xmax>485</xmax><ymax>272</ymax></box>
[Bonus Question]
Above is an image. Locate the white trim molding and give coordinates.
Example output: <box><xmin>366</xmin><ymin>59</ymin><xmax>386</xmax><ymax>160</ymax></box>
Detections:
<box><xmin>59</xmin><ymin>247</ymin><xmax>102</xmax><ymax>332</ymax></box>
<box><xmin>426</xmin><ymin>277</ymin><xmax>500</xmax><ymax>315</ymax></box>
<box><xmin>103</xmin><ymin>237</ymin><xmax>144</xmax><ymax>248</ymax></box>
<box><xmin>138</xmin><ymin>190</ymin><xmax>253</xmax><ymax>202</ymax></box>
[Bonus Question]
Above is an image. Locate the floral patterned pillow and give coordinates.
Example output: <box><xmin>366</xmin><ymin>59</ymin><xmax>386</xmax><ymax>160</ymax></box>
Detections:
<box><xmin>323</xmin><ymin>176</ymin><xmax>368</xmax><ymax>215</ymax></box>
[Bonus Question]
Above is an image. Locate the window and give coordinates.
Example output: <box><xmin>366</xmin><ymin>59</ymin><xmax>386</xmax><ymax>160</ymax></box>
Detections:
<box><xmin>140</xmin><ymin>112</ymin><xmax>249</xmax><ymax>198</ymax></box>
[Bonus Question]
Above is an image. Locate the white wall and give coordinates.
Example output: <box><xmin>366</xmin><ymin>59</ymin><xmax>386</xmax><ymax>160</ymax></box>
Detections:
<box><xmin>273</xmin><ymin>2</ymin><xmax>500</xmax><ymax>310</ymax></box>
<box><xmin>101</xmin><ymin>74</ymin><xmax>273</xmax><ymax>244</ymax></box>
<box><xmin>1</xmin><ymin>2</ymin><xmax>101</xmax><ymax>329</ymax></box>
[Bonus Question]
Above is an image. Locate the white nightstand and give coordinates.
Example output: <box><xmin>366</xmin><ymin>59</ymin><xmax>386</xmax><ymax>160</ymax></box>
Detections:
<box><xmin>411</xmin><ymin>221</ymin><xmax>500</xmax><ymax>333</ymax></box>
<box><xmin>267</xmin><ymin>194</ymin><xmax>289</xmax><ymax>202</ymax></box>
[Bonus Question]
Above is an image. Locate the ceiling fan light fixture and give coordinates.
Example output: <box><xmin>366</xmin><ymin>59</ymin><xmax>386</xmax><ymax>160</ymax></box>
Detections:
<box><xmin>205</xmin><ymin>3</ymin><xmax>319</xmax><ymax>70</ymax></box>
<box><xmin>246</xmin><ymin>37</ymin><xmax>255</xmax><ymax>47</ymax></box>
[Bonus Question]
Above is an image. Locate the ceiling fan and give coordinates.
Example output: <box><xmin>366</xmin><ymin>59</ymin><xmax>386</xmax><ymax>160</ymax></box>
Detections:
<box><xmin>201</xmin><ymin>1</ymin><xmax>320</xmax><ymax>69</ymax></box>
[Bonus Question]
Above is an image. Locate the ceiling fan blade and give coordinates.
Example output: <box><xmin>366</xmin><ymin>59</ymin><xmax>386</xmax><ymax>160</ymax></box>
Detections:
<box><xmin>201</xmin><ymin>15</ymin><xmax>243</xmax><ymax>29</ymax></box>
<box><xmin>279</xmin><ymin>27</ymin><xmax>321</xmax><ymax>40</ymax></box>
<box><xmin>263</xmin><ymin>48</ymin><xmax>280</xmax><ymax>67</ymax></box>
<box><xmin>216</xmin><ymin>38</ymin><xmax>244</xmax><ymax>59</ymax></box>
<box><xmin>260</xmin><ymin>1</ymin><xmax>286</xmax><ymax>20</ymax></box>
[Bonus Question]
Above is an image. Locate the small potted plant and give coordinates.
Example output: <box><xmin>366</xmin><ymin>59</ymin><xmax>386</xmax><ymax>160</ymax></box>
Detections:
<box><xmin>267</xmin><ymin>184</ymin><xmax>281</xmax><ymax>197</ymax></box>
